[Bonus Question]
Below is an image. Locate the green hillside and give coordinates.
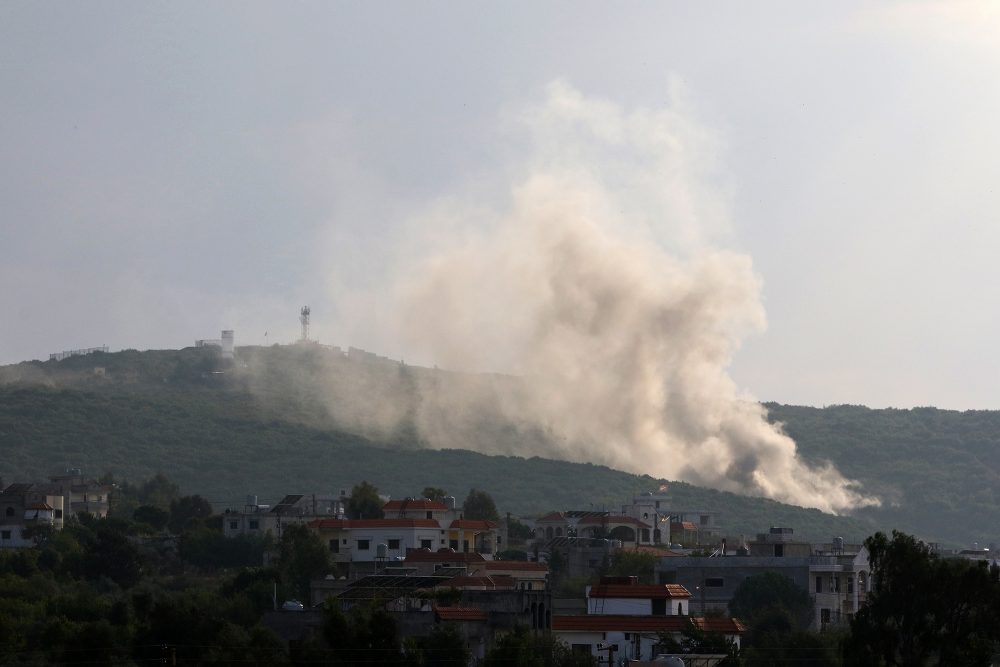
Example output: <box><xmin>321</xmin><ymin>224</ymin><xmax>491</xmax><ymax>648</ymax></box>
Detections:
<box><xmin>768</xmin><ymin>403</ymin><xmax>1000</xmax><ymax>548</ymax></box>
<box><xmin>2</xmin><ymin>344</ymin><xmax>993</xmax><ymax>547</ymax></box>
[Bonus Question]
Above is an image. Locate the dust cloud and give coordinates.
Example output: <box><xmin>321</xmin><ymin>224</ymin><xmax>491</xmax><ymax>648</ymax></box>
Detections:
<box><xmin>340</xmin><ymin>82</ymin><xmax>878</xmax><ymax>513</ymax></box>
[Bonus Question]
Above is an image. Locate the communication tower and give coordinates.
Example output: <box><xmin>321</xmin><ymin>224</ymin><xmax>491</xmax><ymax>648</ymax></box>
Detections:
<box><xmin>299</xmin><ymin>306</ymin><xmax>311</xmax><ymax>342</ymax></box>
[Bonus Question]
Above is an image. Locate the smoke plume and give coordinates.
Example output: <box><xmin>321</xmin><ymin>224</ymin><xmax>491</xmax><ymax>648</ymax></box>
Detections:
<box><xmin>338</xmin><ymin>81</ymin><xmax>878</xmax><ymax>513</ymax></box>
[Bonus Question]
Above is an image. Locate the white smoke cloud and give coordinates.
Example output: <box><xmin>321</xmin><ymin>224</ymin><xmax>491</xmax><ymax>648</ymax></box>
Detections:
<box><xmin>348</xmin><ymin>81</ymin><xmax>878</xmax><ymax>513</ymax></box>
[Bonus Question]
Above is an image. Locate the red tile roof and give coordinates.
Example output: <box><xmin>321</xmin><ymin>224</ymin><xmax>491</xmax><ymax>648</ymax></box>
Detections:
<box><xmin>693</xmin><ymin>617</ymin><xmax>749</xmax><ymax>634</ymax></box>
<box><xmin>310</xmin><ymin>518</ymin><xmax>350</xmax><ymax>530</ymax></box>
<box><xmin>433</xmin><ymin>606</ymin><xmax>488</xmax><ymax>622</ymax></box>
<box><xmin>26</xmin><ymin>502</ymin><xmax>53</xmax><ymax>511</ymax></box>
<box><xmin>449</xmin><ymin>519</ymin><xmax>497</xmax><ymax>530</ymax></box>
<box><xmin>588</xmin><ymin>583</ymin><xmax>691</xmax><ymax>599</ymax></box>
<box><xmin>671</xmin><ymin>521</ymin><xmax>698</xmax><ymax>531</ymax></box>
<box><xmin>383</xmin><ymin>499</ymin><xmax>449</xmax><ymax>511</ymax></box>
<box><xmin>536</xmin><ymin>512</ymin><xmax>565</xmax><ymax>523</ymax></box>
<box><xmin>403</xmin><ymin>549</ymin><xmax>487</xmax><ymax>563</ymax></box>
<box><xmin>552</xmin><ymin>615</ymin><xmax>745</xmax><ymax>634</ymax></box>
<box><xmin>578</xmin><ymin>515</ymin><xmax>651</xmax><ymax>529</ymax></box>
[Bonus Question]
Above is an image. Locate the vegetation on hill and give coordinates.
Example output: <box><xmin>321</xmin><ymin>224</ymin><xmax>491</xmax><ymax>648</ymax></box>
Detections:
<box><xmin>768</xmin><ymin>403</ymin><xmax>1000</xmax><ymax>546</ymax></box>
<box><xmin>3</xmin><ymin>345</ymin><xmax>997</xmax><ymax>546</ymax></box>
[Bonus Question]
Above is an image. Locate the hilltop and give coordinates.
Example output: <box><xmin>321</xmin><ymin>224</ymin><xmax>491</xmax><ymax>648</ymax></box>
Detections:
<box><xmin>1</xmin><ymin>344</ymin><xmax>996</xmax><ymax>546</ymax></box>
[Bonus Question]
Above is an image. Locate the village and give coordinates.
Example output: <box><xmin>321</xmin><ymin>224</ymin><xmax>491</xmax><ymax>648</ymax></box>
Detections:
<box><xmin>7</xmin><ymin>470</ymin><xmax>992</xmax><ymax>665</ymax></box>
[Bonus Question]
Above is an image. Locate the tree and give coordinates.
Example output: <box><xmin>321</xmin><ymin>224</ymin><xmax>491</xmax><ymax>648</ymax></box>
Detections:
<box><xmin>507</xmin><ymin>518</ymin><xmax>533</xmax><ymax>545</ymax></box>
<box><xmin>133</xmin><ymin>504</ymin><xmax>169</xmax><ymax>531</ymax></box>
<box><xmin>168</xmin><ymin>494</ymin><xmax>213</xmax><ymax>533</ymax></box>
<box><xmin>845</xmin><ymin>531</ymin><xmax>1000</xmax><ymax>666</ymax></box>
<box><xmin>421</xmin><ymin>487</ymin><xmax>447</xmax><ymax>502</ymax></box>
<box><xmin>404</xmin><ymin>623</ymin><xmax>470</xmax><ymax>666</ymax></box>
<box><xmin>347</xmin><ymin>481</ymin><xmax>385</xmax><ymax>520</ymax></box>
<box><xmin>321</xmin><ymin>602</ymin><xmax>404</xmax><ymax>666</ymax></box>
<box><xmin>138</xmin><ymin>473</ymin><xmax>180</xmax><ymax>509</ymax></box>
<box><xmin>483</xmin><ymin>626</ymin><xmax>595</xmax><ymax>667</ymax></box>
<box><xmin>657</xmin><ymin>619</ymin><xmax>741</xmax><ymax>666</ymax></box>
<box><xmin>728</xmin><ymin>571</ymin><xmax>813</xmax><ymax>630</ymax></box>
<box><xmin>278</xmin><ymin>523</ymin><xmax>330</xmax><ymax>600</ymax></box>
<box><xmin>462</xmin><ymin>489</ymin><xmax>499</xmax><ymax>521</ymax></box>
<box><xmin>607</xmin><ymin>550</ymin><xmax>658</xmax><ymax>584</ymax></box>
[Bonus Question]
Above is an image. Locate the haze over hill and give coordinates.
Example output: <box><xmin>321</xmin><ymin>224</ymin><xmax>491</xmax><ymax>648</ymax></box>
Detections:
<box><xmin>2</xmin><ymin>344</ymin><xmax>999</xmax><ymax>547</ymax></box>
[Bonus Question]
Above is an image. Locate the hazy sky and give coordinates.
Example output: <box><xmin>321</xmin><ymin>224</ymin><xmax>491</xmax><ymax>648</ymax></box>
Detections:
<box><xmin>3</xmin><ymin>1</ymin><xmax>1000</xmax><ymax>410</ymax></box>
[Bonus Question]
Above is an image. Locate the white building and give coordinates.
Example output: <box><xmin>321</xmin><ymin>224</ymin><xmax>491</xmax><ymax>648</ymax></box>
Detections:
<box><xmin>552</xmin><ymin>576</ymin><xmax>745</xmax><ymax>663</ymax></box>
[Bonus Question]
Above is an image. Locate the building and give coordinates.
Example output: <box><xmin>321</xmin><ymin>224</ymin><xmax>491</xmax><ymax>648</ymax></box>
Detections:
<box><xmin>223</xmin><ymin>493</ymin><xmax>347</xmax><ymax>542</ymax></box>
<box><xmin>552</xmin><ymin>576</ymin><xmax>744</xmax><ymax>663</ymax></box>
<box><xmin>655</xmin><ymin>528</ymin><xmax>871</xmax><ymax>631</ymax></box>
<box><xmin>45</xmin><ymin>470</ymin><xmax>111</xmax><ymax>518</ymax></box>
<box><xmin>194</xmin><ymin>329</ymin><xmax>235</xmax><ymax>359</ymax></box>
<box><xmin>0</xmin><ymin>483</ymin><xmax>66</xmax><ymax>549</ymax></box>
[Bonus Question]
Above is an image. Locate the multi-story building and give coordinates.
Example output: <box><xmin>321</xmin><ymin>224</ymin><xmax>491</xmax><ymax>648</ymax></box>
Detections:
<box><xmin>655</xmin><ymin>528</ymin><xmax>871</xmax><ymax>631</ymax></box>
<box><xmin>0</xmin><ymin>483</ymin><xmax>66</xmax><ymax>549</ymax></box>
<box><xmin>552</xmin><ymin>576</ymin><xmax>745</xmax><ymax>663</ymax></box>
<box><xmin>45</xmin><ymin>470</ymin><xmax>111</xmax><ymax>518</ymax></box>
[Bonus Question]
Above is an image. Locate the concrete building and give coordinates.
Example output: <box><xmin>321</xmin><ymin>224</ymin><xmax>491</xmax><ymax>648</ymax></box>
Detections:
<box><xmin>656</xmin><ymin>529</ymin><xmax>872</xmax><ymax>631</ymax></box>
<box><xmin>552</xmin><ymin>576</ymin><xmax>744</xmax><ymax>663</ymax></box>
<box><xmin>0</xmin><ymin>483</ymin><xmax>66</xmax><ymax>549</ymax></box>
<box><xmin>45</xmin><ymin>470</ymin><xmax>111</xmax><ymax>518</ymax></box>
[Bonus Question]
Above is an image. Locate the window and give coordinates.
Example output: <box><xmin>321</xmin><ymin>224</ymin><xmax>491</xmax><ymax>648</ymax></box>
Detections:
<box><xmin>652</xmin><ymin>599</ymin><xmax>667</xmax><ymax>615</ymax></box>
<box><xmin>774</xmin><ymin>544</ymin><xmax>784</xmax><ymax>557</ymax></box>
<box><xmin>655</xmin><ymin>501</ymin><xmax>660</xmax><ymax>509</ymax></box>
<box><xmin>815</xmin><ymin>576</ymin><xmax>823</xmax><ymax>593</ymax></box>
<box><xmin>229</xmin><ymin>520</ymin><xmax>238</xmax><ymax>530</ymax></box>
<box><xmin>426</xmin><ymin>511</ymin><xmax>433</xmax><ymax>519</ymax></box>
<box><xmin>641</xmin><ymin>528</ymin><xmax>650</xmax><ymax>542</ymax></box>
<box><xmin>832</xmin><ymin>577</ymin><xmax>840</xmax><ymax>593</ymax></box>
<box><xmin>0</xmin><ymin>530</ymin><xmax>9</xmax><ymax>540</ymax></box>
<box><xmin>462</xmin><ymin>540</ymin><xmax>469</xmax><ymax>553</ymax></box>
<box><xmin>343</xmin><ymin>538</ymin><xmax>348</xmax><ymax>544</ymax></box>
<box><xmin>700</xmin><ymin>514</ymin><xmax>710</xmax><ymax>525</ymax></box>
<box><xmin>571</xmin><ymin>644</ymin><xmax>592</xmax><ymax>656</ymax></box>
<box><xmin>705</xmin><ymin>577</ymin><xmax>724</xmax><ymax>587</ymax></box>
<box><xmin>4</xmin><ymin>507</ymin><xmax>13</xmax><ymax>517</ymax></box>
<box><xmin>54</xmin><ymin>509</ymin><xmax>63</xmax><ymax>519</ymax></box>
<box><xmin>643</xmin><ymin>513</ymin><xmax>648</xmax><ymax>519</ymax></box>
<box><xmin>449</xmin><ymin>539</ymin><xmax>458</xmax><ymax>550</ymax></box>
<box><xmin>329</xmin><ymin>539</ymin><xmax>339</xmax><ymax>553</ymax></box>
<box><xmin>678</xmin><ymin>603</ymin><xmax>684</xmax><ymax>615</ymax></box>
<box><xmin>421</xmin><ymin>539</ymin><xmax>433</xmax><ymax>549</ymax></box>
<box><xmin>248</xmin><ymin>520</ymin><xmax>259</xmax><ymax>530</ymax></box>
<box><xmin>821</xmin><ymin>608</ymin><xmax>831</xmax><ymax>624</ymax></box>
<box><xmin>847</xmin><ymin>577</ymin><xmax>854</xmax><ymax>594</ymax></box>
<box><xmin>556</xmin><ymin>528</ymin><xmax>562</xmax><ymax>536</ymax></box>
<box><xmin>388</xmin><ymin>539</ymin><xmax>401</xmax><ymax>550</ymax></box>
<box><xmin>357</xmin><ymin>539</ymin><xmax>370</xmax><ymax>551</ymax></box>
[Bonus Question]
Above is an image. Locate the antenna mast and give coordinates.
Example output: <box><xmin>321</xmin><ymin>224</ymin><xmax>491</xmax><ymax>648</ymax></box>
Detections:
<box><xmin>299</xmin><ymin>306</ymin><xmax>311</xmax><ymax>342</ymax></box>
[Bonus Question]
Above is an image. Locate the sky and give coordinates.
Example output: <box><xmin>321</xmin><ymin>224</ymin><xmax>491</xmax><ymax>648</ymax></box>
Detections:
<box><xmin>2</xmin><ymin>1</ymin><xmax>1000</xmax><ymax>410</ymax></box>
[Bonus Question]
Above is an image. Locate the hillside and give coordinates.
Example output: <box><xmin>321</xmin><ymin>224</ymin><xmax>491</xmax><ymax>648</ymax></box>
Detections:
<box><xmin>1</xmin><ymin>344</ymin><xmax>995</xmax><ymax>546</ymax></box>
<box><xmin>768</xmin><ymin>403</ymin><xmax>1000</xmax><ymax>548</ymax></box>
